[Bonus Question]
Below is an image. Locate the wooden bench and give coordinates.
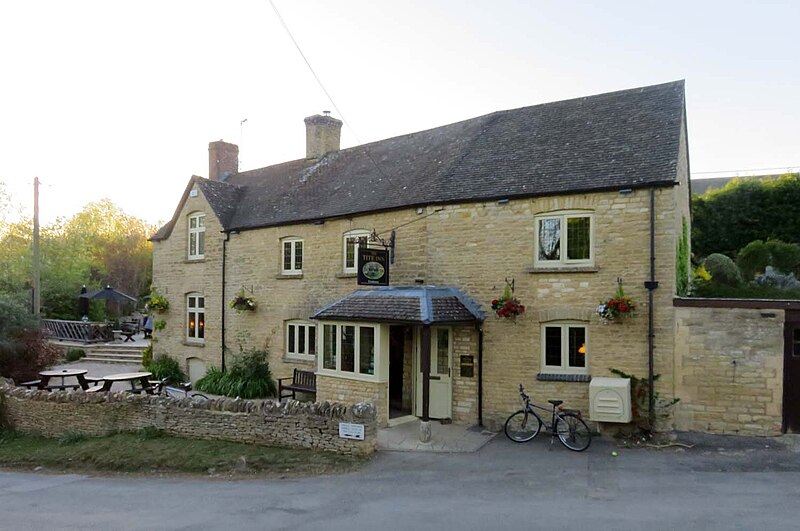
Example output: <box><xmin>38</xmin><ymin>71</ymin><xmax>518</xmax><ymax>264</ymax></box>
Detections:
<box><xmin>278</xmin><ymin>369</ymin><xmax>316</xmax><ymax>401</ymax></box>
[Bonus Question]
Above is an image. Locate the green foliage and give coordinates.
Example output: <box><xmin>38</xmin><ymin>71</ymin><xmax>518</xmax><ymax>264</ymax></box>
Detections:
<box><xmin>153</xmin><ymin>319</ymin><xmax>166</xmax><ymax>331</ymax></box>
<box><xmin>195</xmin><ymin>348</ymin><xmax>277</xmax><ymax>399</ymax></box>
<box><xmin>141</xmin><ymin>344</ymin><xmax>153</xmax><ymax>367</ymax></box>
<box><xmin>146</xmin><ymin>354</ymin><xmax>185</xmax><ymax>384</ymax></box>
<box><xmin>691</xmin><ymin>281</ymin><xmax>800</xmax><ymax>300</ymax></box>
<box><xmin>676</xmin><ymin>216</ymin><xmax>690</xmax><ymax>296</ymax></box>
<box><xmin>148</xmin><ymin>289</ymin><xmax>169</xmax><ymax>313</ymax></box>
<box><xmin>702</xmin><ymin>253</ymin><xmax>742</xmax><ymax>287</ymax></box>
<box><xmin>608</xmin><ymin>368</ymin><xmax>679</xmax><ymax>433</ymax></box>
<box><xmin>692</xmin><ymin>173</ymin><xmax>800</xmax><ymax>258</ymax></box>
<box><xmin>65</xmin><ymin>348</ymin><xmax>86</xmax><ymax>362</ymax></box>
<box><xmin>58</xmin><ymin>432</ymin><xmax>87</xmax><ymax>446</ymax></box>
<box><xmin>737</xmin><ymin>239</ymin><xmax>800</xmax><ymax>280</ymax></box>
<box><xmin>0</xmin><ymin>295</ymin><xmax>36</xmax><ymax>340</ymax></box>
<box><xmin>137</xmin><ymin>426</ymin><xmax>164</xmax><ymax>440</ymax></box>
<box><xmin>0</xmin><ymin>330</ymin><xmax>61</xmax><ymax>383</ymax></box>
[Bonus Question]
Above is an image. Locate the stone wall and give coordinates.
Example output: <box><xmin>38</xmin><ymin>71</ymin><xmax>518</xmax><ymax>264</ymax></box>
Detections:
<box><xmin>1</xmin><ymin>384</ymin><xmax>377</xmax><ymax>456</ymax></box>
<box><xmin>316</xmin><ymin>374</ymin><xmax>387</xmax><ymax>428</ymax></box>
<box><xmin>673</xmin><ymin>306</ymin><xmax>784</xmax><ymax>436</ymax></box>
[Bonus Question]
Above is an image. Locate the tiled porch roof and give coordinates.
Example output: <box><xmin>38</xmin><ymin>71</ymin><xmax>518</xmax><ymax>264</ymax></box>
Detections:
<box><xmin>311</xmin><ymin>286</ymin><xmax>485</xmax><ymax>325</ymax></box>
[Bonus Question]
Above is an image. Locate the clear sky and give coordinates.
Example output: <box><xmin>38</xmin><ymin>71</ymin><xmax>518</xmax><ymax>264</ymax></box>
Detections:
<box><xmin>1</xmin><ymin>0</ymin><xmax>798</xmax><ymax>226</ymax></box>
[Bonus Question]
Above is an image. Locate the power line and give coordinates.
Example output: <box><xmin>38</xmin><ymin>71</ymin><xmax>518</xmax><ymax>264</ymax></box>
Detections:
<box><xmin>694</xmin><ymin>165</ymin><xmax>798</xmax><ymax>175</ymax></box>
<box><xmin>267</xmin><ymin>0</ymin><xmax>406</xmax><ymax>196</ymax></box>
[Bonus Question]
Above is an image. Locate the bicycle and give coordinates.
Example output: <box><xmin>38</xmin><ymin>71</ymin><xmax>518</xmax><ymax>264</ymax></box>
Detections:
<box><xmin>504</xmin><ymin>384</ymin><xmax>592</xmax><ymax>452</ymax></box>
<box><xmin>151</xmin><ymin>378</ymin><xmax>209</xmax><ymax>403</ymax></box>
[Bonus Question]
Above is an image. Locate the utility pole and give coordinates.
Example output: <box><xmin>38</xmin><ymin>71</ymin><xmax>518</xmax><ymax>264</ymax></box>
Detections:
<box><xmin>32</xmin><ymin>177</ymin><xmax>40</xmax><ymax>317</ymax></box>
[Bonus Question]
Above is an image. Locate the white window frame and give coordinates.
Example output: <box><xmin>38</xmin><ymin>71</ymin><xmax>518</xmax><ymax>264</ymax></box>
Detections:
<box><xmin>186</xmin><ymin>293</ymin><xmax>205</xmax><ymax>343</ymax></box>
<box><xmin>188</xmin><ymin>212</ymin><xmax>206</xmax><ymax>260</ymax></box>
<box><xmin>534</xmin><ymin>211</ymin><xmax>594</xmax><ymax>267</ymax></box>
<box><xmin>318</xmin><ymin>321</ymin><xmax>378</xmax><ymax>380</ymax></box>
<box><xmin>540</xmin><ymin>322</ymin><xmax>588</xmax><ymax>375</ymax></box>
<box><xmin>343</xmin><ymin>229</ymin><xmax>370</xmax><ymax>274</ymax></box>
<box><xmin>281</xmin><ymin>237</ymin><xmax>304</xmax><ymax>275</ymax></box>
<box><xmin>286</xmin><ymin>320</ymin><xmax>316</xmax><ymax>361</ymax></box>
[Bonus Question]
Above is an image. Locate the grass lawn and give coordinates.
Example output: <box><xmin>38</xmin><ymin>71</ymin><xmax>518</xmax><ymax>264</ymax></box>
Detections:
<box><xmin>0</xmin><ymin>428</ymin><xmax>368</xmax><ymax>478</ymax></box>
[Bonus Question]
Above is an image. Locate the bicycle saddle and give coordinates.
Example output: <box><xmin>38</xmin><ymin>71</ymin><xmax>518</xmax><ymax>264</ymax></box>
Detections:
<box><xmin>548</xmin><ymin>399</ymin><xmax>563</xmax><ymax>406</ymax></box>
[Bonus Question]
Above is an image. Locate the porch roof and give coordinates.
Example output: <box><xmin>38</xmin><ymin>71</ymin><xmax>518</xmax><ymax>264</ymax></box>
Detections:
<box><xmin>311</xmin><ymin>286</ymin><xmax>485</xmax><ymax>325</ymax></box>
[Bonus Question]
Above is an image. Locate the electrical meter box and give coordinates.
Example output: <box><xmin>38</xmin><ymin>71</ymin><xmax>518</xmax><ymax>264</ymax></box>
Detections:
<box><xmin>589</xmin><ymin>377</ymin><xmax>632</xmax><ymax>423</ymax></box>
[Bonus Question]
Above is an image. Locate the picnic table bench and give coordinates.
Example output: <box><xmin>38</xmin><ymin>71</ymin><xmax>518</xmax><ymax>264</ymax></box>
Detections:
<box><xmin>88</xmin><ymin>372</ymin><xmax>154</xmax><ymax>394</ymax></box>
<box><xmin>22</xmin><ymin>369</ymin><xmax>90</xmax><ymax>391</ymax></box>
<box><xmin>278</xmin><ymin>369</ymin><xmax>316</xmax><ymax>401</ymax></box>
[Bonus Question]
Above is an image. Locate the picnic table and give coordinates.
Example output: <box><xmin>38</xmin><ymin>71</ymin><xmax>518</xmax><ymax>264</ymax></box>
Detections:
<box><xmin>93</xmin><ymin>372</ymin><xmax>154</xmax><ymax>394</ymax></box>
<box><xmin>35</xmin><ymin>369</ymin><xmax>90</xmax><ymax>391</ymax></box>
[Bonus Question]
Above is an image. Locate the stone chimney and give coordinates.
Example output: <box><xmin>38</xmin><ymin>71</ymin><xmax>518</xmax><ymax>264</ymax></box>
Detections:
<box><xmin>304</xmin><ymin>112</ymin><xmax>343</xmax><ymax>159</ymax></box>
<box><xmin>208</xmin><ymin>140</ymin><xmax>239</xmax><ymax>181</ymax></box>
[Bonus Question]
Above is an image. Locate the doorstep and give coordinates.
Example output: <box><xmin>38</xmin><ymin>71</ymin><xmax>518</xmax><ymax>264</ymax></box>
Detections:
<box><xmin>379</xmin><ymin>420</ymin><xmax>496</xmax><ymax>453</ymax></box>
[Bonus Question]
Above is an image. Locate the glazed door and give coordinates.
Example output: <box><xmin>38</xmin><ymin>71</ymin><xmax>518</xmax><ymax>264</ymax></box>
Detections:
<box><xmin>415</xmin><ymin>327</ymin><xmax>453</xmax><ymax>419</ymax></box>
<box><xmin>783</xmin><ymin>311</ymin><xmax>800</xmax><ymax>433</ymax></box>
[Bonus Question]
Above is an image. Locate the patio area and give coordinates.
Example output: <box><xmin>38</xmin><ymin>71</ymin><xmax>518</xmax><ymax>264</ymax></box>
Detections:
<box><xmin>378</xmin><ymin>419</ymin><xmax>496</xmax><ymax>453</ymax></box>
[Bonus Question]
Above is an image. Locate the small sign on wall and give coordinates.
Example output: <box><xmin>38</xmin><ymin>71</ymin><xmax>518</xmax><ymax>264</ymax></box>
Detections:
<box><xmin>460</xmin><ymin>355</ymin><xmax>475</xmax><ymax>378</ymax></box>
<box><xmin>357</xmin><ymin>248</ymin><xmax>390</xmax><ymax>286</ymax></box>
<box><xmin>339</xmin><ymin>422</ymin><xmax>365</xmax><ymax>440</ymax></box>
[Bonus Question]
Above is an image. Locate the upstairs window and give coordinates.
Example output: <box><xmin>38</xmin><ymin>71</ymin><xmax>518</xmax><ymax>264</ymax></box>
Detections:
<box><xmin>343</xmin><ymin>229</ymin><xmax>369</xmax><ymax>274</ymax></box>
<box><xmin>281</xmin><ymin>237</ymin><xmax>303</xmax><ymax>275</ymax></box>
<box><xmin>535</xmin><ymin>212</ymin><xmax>592</xmax><ymax>266</ymax></box>
<box><xmin>188</xmin><ymin>213</ymin><xmax>206</xmax><ymax>259</ymax></box>
<box><xmin>187</xmin><ymin>293</ymin><xmax>205</xmax><ymax>342</ymax></box>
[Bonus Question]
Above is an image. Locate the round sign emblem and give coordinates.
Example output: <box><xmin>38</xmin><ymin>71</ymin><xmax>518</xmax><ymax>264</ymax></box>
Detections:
<box><xmin>362</xmin><ymin>261</ymin><xmax>385</xmax><ymax>280</ymax></box>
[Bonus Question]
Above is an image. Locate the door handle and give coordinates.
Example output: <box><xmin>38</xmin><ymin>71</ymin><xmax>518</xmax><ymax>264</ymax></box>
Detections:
<box><xmin>429</xmin><ymin>375</ymin><xmax>441</xmax><ymax>380</ymax></box>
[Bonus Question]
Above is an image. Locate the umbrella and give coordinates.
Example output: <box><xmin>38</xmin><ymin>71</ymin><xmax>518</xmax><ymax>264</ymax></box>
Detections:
<box><xmin>78</xmin><ymin>285</ymin><xmax>89</xmax><ymax>318</ymax></box>
<box><xmin>80</xmin><ymin>285</ymin><xmax>137</xmax><ymax>304</ymax></box>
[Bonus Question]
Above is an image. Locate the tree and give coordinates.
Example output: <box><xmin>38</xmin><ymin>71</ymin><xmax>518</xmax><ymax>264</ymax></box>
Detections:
<box><xmin>692</xmin><ymin>173</ymin><xmax>800</xmax><ymax>258</ymax></box>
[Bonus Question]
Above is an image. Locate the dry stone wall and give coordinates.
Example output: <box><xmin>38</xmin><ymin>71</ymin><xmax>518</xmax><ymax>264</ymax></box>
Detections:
<box><xmin>0</xmin><ymin>384</ymin><xmax>377</xmax><ymax>455</ymax></box>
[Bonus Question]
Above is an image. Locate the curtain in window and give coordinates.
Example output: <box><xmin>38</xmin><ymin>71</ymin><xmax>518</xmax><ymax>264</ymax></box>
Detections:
<box><xmin>538</xmin><ymin>219</ymin><xmax>561</xmax><ymax>260</ymax></box>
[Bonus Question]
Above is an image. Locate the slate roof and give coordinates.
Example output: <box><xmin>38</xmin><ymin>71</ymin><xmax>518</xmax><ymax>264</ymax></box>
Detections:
<box><xmin>312</xmin><ymin>287</ymin><xmax>485</xmax><ymax>324</ymax></box>
<box><xmin>152</xmin><ymin>80</ymin><xmax>685</xmax><ymax>240</ymax></box>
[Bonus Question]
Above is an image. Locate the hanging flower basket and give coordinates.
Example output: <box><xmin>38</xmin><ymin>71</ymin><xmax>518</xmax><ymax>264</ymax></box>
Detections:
<box><xmin>148</xmin><ymin>290</ymin><xmax>169</xmax><ymax>313</ymax></box>
<box><xmin>597</xmin><ymin>282</ymin><xmax>635</xmax><ymax>322</ymax></box>
<box><xmin>491</xmin><ymin>285</ymin><xmax>525</xmax><ymax>321</ymax></box>
<box><xmin>230</xmin><ymin>289</ymin><xmax>256</xmax><ymax>312</ymax></box>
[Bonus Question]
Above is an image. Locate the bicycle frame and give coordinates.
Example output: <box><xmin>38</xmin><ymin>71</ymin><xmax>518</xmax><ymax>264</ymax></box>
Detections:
<box><xmin>520</xmin><ymin>397</ymin><xmax>560</xmax><ymax>434</ymax></box>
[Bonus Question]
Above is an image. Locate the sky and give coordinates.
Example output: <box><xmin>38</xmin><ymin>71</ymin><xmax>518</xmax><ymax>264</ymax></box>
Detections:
<box><xmin>1</xmin><ymin>0</ymin><xmax>798</xmax><ymax>226</ymax></box>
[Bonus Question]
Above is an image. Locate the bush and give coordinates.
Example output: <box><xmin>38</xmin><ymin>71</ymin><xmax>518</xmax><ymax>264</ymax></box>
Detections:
<box><xmin>65</xmin><ymin>348</ymin><xmax>86</xmax><ymax>362</ymax></box>
<box><xmin>141</xmin><ymin>344</ymin><xmax>153</xmax><ymax>367</ymax></box>
<box><xmin>0</xmin><ymin>329</ymin><xmax>61</xmax><ymax>383</ymax></box>
<box><xmin>147</xmin><ymin>354</ymin><xmax>185</xmax><ymax>384</ymax></box>
<box><xmin>737</xmin><ymin>239</ymin><xmax>800</xmax><ymax>280</ymax></box>
<box><xmin>703</xmin><ymin>253</ymin><xmax>743</xmax><ymax>286</ymax></box>
<box><xmin>195</xmin><ymin>348</ymin><xmax>277</xmax><ymax>399</ymax></box>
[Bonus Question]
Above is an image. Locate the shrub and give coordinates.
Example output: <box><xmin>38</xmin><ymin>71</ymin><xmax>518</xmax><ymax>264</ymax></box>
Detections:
<box><xmin>608</xmin><ymin>368</ymin><xmax>679</xmax><ymax>434</ymax></box>
<box><xmin>0</xmin><ymin>329</ymin><xmax>60</xmax><ymax>383</ymax></box>
<box><xmin>703</xmin><ymin>253</ymin><xmax>742</xmax><ymax>286</ymax></box>
<box><xmin>147</xmin><ymin>354</ymin><xmax>185</xmax><ymax>384</ymax></box>
<box><xmin>737</xmin><ymin>239</ymin><xmax>800</xmax><ymax>280</ymax></box>
<box><xmin>65</xmin><ymin>348</ymin><xmax>86</xmax><ymax>362</ymax></box>
<box><xmin>141</xmin><ymin>344</ymin><xmax>153</xmax><ymax>367</ymax></box>
<box><xmin>195</xmin><ymin>348</ymin><xmax>277</xmax><ymax>399</ymax></box>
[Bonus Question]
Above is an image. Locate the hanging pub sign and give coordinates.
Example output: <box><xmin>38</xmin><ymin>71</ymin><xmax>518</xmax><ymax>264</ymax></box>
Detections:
<box><xmin>357</xmin><ymin>247</ymin><xmax>390</xmax><ymax>286</ymax></box>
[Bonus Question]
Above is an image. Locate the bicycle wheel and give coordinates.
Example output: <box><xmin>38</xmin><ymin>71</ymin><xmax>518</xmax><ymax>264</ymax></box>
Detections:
<box><xmin>555</xmin><ymin>412</ymin><xmax>591</xmax><ymax>451</ymax></box>
<box><xmin>504</xmin><ymin>410</ymin><xmax>542</xmax><ymax>443</ymax></box>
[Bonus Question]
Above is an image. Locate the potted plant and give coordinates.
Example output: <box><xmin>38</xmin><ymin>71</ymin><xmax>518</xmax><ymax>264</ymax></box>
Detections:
<box><xmin>148</xmin><ymin>289</ymin><xmax>170</xmax><ymax>313</ymax></box>
<box><xmin>491</xmin><ymin>284</ymin><xmax>525</xmax><ymax>321</ymax></box>
<box><xmin>230</xmin><ymin>288</ymin><xmax>257</xmax><ymax>312</ymax></box>
<box><xmin>597</xmin><ymin>282</ymin><xmax>636</xmax><ymax>322</ymax></box>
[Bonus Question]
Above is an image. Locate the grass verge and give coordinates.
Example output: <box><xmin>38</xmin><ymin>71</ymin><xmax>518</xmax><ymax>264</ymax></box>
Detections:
<box><xmin>0</xmin><ymin>429</ymin><xmax>368</xmax><ymax>478</ymax></box>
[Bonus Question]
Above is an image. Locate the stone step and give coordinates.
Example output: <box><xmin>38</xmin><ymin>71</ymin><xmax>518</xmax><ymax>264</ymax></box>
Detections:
<box><xmin>83</xmin><ymin>356</ymin><xmax>144</xmax><ymax>364</ymax></box>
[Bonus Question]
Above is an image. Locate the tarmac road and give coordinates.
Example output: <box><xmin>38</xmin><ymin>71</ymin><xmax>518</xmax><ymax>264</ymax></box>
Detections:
<box><xmin>1</xmin><ymin>433</ymin><xmax>798</xmax><ymax>531</ymax></box>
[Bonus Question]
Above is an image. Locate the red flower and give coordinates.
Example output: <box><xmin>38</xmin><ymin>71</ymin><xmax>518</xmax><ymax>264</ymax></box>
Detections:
<box><xmin>491</xmin><ymin>299</ymin><xmax>498</xmax><ymax>306</ymax></box>
<box><xmin>619</xmin><ymin>304</ymin><xmax>628</xmax><ymax>312</ymax></box>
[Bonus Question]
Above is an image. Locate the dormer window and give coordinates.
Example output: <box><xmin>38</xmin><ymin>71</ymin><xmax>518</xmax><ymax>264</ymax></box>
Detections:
<box><xmin>343</xmin><ymin>229</ymin><xmax>369</xmax><ymax>274</ymax></box>
<box><xmin>188</xmin><ymin>213</ymin><xmax>206</xmax><ymax>259</ymax></box>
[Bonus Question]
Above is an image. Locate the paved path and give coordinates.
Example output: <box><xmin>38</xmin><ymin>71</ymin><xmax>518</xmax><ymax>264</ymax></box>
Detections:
<box><xmin>1</xmin><ymin>433</ymin><xmax>798</xmax><ymax>530</ymax></box>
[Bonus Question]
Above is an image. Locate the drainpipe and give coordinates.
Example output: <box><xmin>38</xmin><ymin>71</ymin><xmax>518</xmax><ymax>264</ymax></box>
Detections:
<box><xmin>645</xmin><ymin>189</ymin><xmax>659</xmax><ymax>428</ymax></box>
<box><xmin>477</xmin><ymin>325</ymin><xmax>484</xmax><ymax>427</ymax></box>
<box><xmin>221</xmin><ymin>232</ymin><xmax>230</xmax><ymax>372</ymax></box>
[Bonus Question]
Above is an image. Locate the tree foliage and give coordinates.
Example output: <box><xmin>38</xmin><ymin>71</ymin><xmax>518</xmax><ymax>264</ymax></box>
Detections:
<box><xmin>692</xmin><ymin>173</ymin><xmax>800</xmax><ymax>258</ymax></box>
<box><xmin>736</xmin><ymin>239</ymin><xmax>800</xmax><ymax>280</ymax></box>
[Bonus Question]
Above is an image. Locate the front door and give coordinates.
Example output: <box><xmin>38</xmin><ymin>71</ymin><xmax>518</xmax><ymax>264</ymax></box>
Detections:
<box><xmin>415</xmin><ymin>327</ymin><xmax>453</xmax><ymax>419</ymax></box>
<box><xmin>783</xmin><ymin>311</ymin><xmax>800</xmax><ymax>433</ymax></box>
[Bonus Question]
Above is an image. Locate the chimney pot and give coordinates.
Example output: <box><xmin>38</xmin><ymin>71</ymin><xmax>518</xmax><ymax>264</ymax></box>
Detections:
<box><xmin>304</xmin><ymin>114</ymin><xmax>343</xmax><ymax>159</ymax></box>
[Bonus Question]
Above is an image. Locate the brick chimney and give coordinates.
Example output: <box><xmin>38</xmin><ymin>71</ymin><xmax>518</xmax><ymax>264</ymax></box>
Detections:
<box><xmin>208</xmin><ymin>140</ymin><xmax>239</xmax><ymax>181</ymax></box>
<box><xmin>304</xmin><ymin>112</ymin><xmax>343</xmax><ymax>159</ymax></box>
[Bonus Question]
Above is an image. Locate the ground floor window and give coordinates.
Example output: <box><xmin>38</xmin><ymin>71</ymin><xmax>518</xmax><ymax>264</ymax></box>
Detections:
<box><xmin>286</xmin><ymin>320</ymin><xmax>316</xmax><ymax>360</ymax></box>
<box><xmin>187</xmin><ymin>293</ymin><xmax>205</xmax><ymax>342</ymax></box>
<box><xmin>541</xmin><ymin>322</ymin><xmax>587</xmax><ymax>374</ymax></box>
<box><xmin>320</xmin><ymin>322</ymin><xmax>376</xmax><ymax>377</ymax></box>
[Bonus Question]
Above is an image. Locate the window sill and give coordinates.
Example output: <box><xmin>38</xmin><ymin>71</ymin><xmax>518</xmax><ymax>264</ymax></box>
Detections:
<box><xmin>282</xmin><ymin>355</ymin><xmax>316</xmax><ymax>366</ymax></box>
<box><xmin>526</xmin><ymin>265</ymin><xmax>599</xmax><ymax>274</ymax></box>
<box><xmin>317</xmin><ymin>368</ymin><xmax>382</xmax><ymax>383</ymax></box>
<box><xmin>537</xmin><ymin>373</ymin><xmax>591</xmax><ymax>382</ymax></box>
<box><xmin>335</xmin><ymin>272</ymin><xmax>357</xmax><ymax>279</ymax></box>
<box><xmin>185</xmin><ymin>258</ymin><xmax>207</xmax><ymax>264</ymax></box>
<box><xmin>182</xmin><ymin>340</ymin><xmax>205</xmax><ymax>348</ymax></box>
<box><xmin>275</xmin><ymin>273</ymin><xmax>303</xmax><ymax>280</ymax></box>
